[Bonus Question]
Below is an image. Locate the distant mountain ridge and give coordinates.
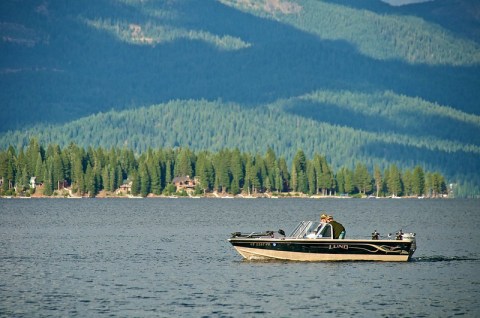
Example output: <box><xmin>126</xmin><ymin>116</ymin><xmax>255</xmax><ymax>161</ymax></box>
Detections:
<box><xmin>1</xmin><ymin>0</ymin><xmax>479</xmax><ymax>194</ymax></box>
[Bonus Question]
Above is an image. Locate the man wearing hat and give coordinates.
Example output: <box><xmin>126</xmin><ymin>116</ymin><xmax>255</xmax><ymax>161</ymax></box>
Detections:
<box><xmin>327</xmin><ymin>215</ymin><xmax>346</xmax><ymax>239</ymax></box>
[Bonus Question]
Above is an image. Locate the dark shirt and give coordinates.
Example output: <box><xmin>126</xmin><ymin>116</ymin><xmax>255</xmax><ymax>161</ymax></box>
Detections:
<box><xmin>322</xmin><ymin>224</ymin><xmax>332</xmax><ymax>238</ymax></box>
<box><xmin>329</xmin><ymin>220</ymin><xmax>345</xmax><ymax>239</ymax></box>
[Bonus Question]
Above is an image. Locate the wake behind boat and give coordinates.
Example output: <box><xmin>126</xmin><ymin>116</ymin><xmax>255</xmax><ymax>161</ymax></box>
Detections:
<box><xmin>228</xmin><ymin>220</ymin><xmax>416</xmax><ymax>262</ymax></box>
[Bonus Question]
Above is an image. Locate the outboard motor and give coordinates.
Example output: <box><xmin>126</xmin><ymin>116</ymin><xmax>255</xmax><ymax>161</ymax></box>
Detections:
<box><xmin>401</xmin><ymin>232</ymin><xmax>417</xmax><ymax>252</ymax></box>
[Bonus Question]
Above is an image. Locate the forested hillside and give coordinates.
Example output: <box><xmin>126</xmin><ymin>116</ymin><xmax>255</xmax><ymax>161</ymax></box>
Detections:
<box><xmin>1</xmin><ymin>0</ymin><xmax>479</xmax><ymax>196</ymax></box>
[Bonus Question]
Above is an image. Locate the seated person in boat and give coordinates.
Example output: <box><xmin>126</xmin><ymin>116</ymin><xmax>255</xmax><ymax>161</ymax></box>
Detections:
<box><xmin>307</xmin><ymin>214</ymin><xmax>329</xmax><ymax>238</ymax></box>
<box><xmin>327</xmin><ymin>215</ymin><xmax>346</xmax><ymax>239</ymax></box>
<box><xmin>319</xmin><ymin>213</ymin><xmax>328</xmax><ymax>224</ymax></box>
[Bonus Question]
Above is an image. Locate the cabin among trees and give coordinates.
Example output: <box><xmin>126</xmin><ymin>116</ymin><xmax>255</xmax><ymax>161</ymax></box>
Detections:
<box><xmin>172</xmin><ymin>176</ymin><xmax>197</xmax><ymax>193</ymax></box>
<box><xmin>116</xmin><ymin>181</ymin><xmax>132</xmax><ymax>195</ymax></box>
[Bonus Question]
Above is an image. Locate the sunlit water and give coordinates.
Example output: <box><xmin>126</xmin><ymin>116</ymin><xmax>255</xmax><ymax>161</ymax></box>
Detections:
<box><xmin>1</xmin><ymin>198</ymin><xmax>479</xmax><ymax>317</ymax></box>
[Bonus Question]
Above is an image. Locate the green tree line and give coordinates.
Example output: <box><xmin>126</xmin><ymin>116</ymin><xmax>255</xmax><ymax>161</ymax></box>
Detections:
<box><xmin>0</xmin><ymin>139</ymin><xmax>447</xmax><ymax>198</ymax></box>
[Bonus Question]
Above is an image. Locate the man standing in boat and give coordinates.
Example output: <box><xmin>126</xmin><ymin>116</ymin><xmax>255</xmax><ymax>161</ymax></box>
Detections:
<box><xmin>327</xmin><ymin>215</ymin><xmax>346</xmax><ymax>239</ymax></box>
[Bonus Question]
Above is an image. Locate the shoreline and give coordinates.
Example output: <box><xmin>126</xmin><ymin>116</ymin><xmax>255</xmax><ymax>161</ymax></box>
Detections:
<box><xmin>1</xmin><ymin>186</ymin><xmax>451</xmax><ymax>200</ymax></box>
<box><xmin>0</xmin><ymin>193</ymin><xmax>450</xmax><ymax>200</ymax></box>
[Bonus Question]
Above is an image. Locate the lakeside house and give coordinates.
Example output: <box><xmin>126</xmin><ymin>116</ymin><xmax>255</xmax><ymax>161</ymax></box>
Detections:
<box><xmin>116</xmin><ymin>181</ymin><xmax>132</xmax><ymax>195</ymax></box>
<box><xmin>172</xmin><ymin>176</ymin><xmax>197</xmax><ymax>193</ymax></box>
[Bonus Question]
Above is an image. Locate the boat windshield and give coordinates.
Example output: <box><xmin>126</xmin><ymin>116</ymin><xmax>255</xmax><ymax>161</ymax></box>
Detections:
<box><xmin>289</xmin><ymin>221</ymin><xmax>320</xmax><ymax>238</ymax></box>
<box><xmin>289</xmin><ymin>221</ymin><xmax>333</xmax><ymax>239</ymax></box>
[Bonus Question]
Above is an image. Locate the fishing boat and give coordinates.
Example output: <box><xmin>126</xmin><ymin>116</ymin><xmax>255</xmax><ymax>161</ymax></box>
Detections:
<box><xmin>228</xmin><ymin>220</ymin><xmax>416</xmax><ymax>262</ymax></box>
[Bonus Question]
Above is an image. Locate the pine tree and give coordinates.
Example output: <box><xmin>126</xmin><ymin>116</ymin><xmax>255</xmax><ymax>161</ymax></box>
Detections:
<box><xmin>53</xmin><ymin>152</ymin><xmax>65</xmax><ymax>190</ymax></box>
<box><xmin>149</xmin><ymin>160</ymin><xmax>162</xmax><ymax>195</ymax></box>
<box><xmin>196</xmin><ymin>151</ymin><xmax>214</xmax><ymax>193</ymax></box>
<box><xmin>120</xmin><ymin>148</ymin><xmax>137</xmax><ymax>177</ymax></box>
<box><xmin>174</xmin><ymin>148</ymin><xmax>194</xmax><ymax>177</ymax></box>
<box><xmin>298</xmin><ymin>171</ymin><xmax>308</xmax><ymax>194</ymax></box>
<box><xmin>290</xmin><ymin>163</ymin><xmax>297</xmax><ymax>193</ymax></box>
<box><xmin>244</xmin><ymin>156</ymin><xmax>255</xmax><ymax>195</ymax></box>
<box><xmin>230</xmin><ymin>149</ymin><xmax>244</xmax><ymax>192</ymax></box>
<box><xmin>336</xmin><ymin>167</ymin><xmax>354</xmax><ymax>195</ymax></box>
<box><xmin>255</xmin><ymin>155</ymin><xmax>267</xmax><ymax>193</ymax></box>
<box><xmin>115</xmin><ymin>165</ymin><xmax>123</xmax><ymax>190</ymax></box>
<box><xmin>383</xmin><ymin>167</ymin><xmax>390</xmax><ymax>196</ymax></box>
<box><xmin>274</xmin><ymin>165</ymin><xmax>282</xmax><ymax>193</ymax></box>
<box><xmin>306</xmin><ymin>160</ymin><xmax>316</xmax><ymax>195</ymax></box>
<box><xmin>16</xmin><ymin>149</ymin><xmax>27</xmax><ymax>188</ymax></box>
<box><xmin>85</xmin><ymin>164</ymin><xmax>96</xmax><ymax>197</ymax></box>
<box><xmin>214</xmin><ymin>150</ymin><xmax>231</xmax><ymax>193</ymax></box>
<box><xmin>165</xmin><ymin>159</ymin><xmax>173</xmax><ymax>185</ymax></box>
<box><xmin>278</xmin><ymin>157</ymin><xmax>289</xmax><ymax>192</ymax></box>
<box><xmin>43</xmin><ymin>159</ymin><xmax>54</xmax><ymax>196</ymax></box>
<box><xmin>94</xmin><ymin>166</ymin><xmax>102</xmax><ymax>193</ymax></box>
<box><xmin>16</xmin><ymin>166</ymin><xmax>28</xmax><ymax>192</ymax></box>
<box><xmin>292</xmin><ymin>150</ymin><xmax>307</xmax><ymax>192</ymax></box>
<box><xmin>61</xmin><ymin>150</ymin><xmax>71</xmax><ymax>186</ymax></box>
<box><xmin>319</xmin><ymin>155</ymin><xmax>333</xmax><ymax>195</ymax></box>
<box><xmin>139</xmin><ymin>161</ymin><xmax>150</xmax><ymax>197</ymax></box>
<box><xmin>344</xmin><ymin>168</ymin><xmax>354</xmax><ymax>194</ymax></box>
<box><xmin>231</xmin><ymin>176</ymin><xmax>241</xmax><ymax>195</ymax></box>
<box><xmin>336</xmin><ymin>168</ymin><xmax>345</xmax><ymax>194</ymax></box>
<box><xmin>264</xmin><ymin>147</ymin><xmax>277</xmax><ymax>191</ymax></box>
<box><xmin>131</xmin><ymin>171</ymin><xmax>140</xmax><ymax>196</ymax></box>
<box><xmin>354</xmin><ymin>163</ymin><xmax>372</xmax><ymax>195</ymax></box>
<box><xmin>2</xmin><ymin>147</ymin><xmax>16</xmax><ymax>191</ymax></box>
<box><xmin>430</xmin><ymin>172</ymin><xmax>446</xmax><ymax>197</ymax></box>
<box><xmin>402</xmin><ymin>169</ymin><xmax>413</xmax><ymax>197</ymax></box>
<box><xmin>71</xmin><ymin>156</ymin><xmax>84</xmax><ymax>194</ymax></box>
<box><xmin>387</xmin><ymin>164</ymin><xmax>402</xmax><ymax>197</ymax></box>
<box><xmin>25</xmin><ymin>138</ymin><xmax>41</xmax><ymax>176</ymax></box>
<box><xmin>412</xmin><ymin>166</ymin><xmax>425</xmax><ymax>196</ymax></box>
<box><xmin>249</xmin><ymin>156</ymin><xmax>261</xmax><ymax>194</ymax></box>
<box><xmin>109</xmin><ymin>166</ymin><xmax>117</xmax><ymax>192</ymax></box>
<box><xmin>102</xmin><ymin>166</ymin><xmax>111</xmax><ymax>192</ymax></box>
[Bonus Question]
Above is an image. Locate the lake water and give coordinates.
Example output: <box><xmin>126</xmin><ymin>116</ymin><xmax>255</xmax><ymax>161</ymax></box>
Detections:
<box><xmin>1</xmin><ymin>198</ymin><xmax>479</xmax><ymax>317</ymax></box>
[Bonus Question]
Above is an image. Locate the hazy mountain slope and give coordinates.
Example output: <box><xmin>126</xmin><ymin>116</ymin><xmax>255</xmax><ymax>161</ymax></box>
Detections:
<box><xmin>1</xmin><ymin>0</ymin><xmax>479</xmax><ymax>132</ymax></box>
<box><xmin>220</xmin><ymin>0</ymin><xmax>480</xmax><ymax>65</ymax></box>
<box><xmin>399</xmin><ymin>0</ymin><xmax>480</xmax><ymax>43</ymax></box>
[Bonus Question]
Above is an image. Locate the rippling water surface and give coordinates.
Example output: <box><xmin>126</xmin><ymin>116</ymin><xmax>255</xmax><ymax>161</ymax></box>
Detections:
<box><xmin>1</xmin><ymin>198</ymin><xmax>479</xmax><ymax>317</ymax></box>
